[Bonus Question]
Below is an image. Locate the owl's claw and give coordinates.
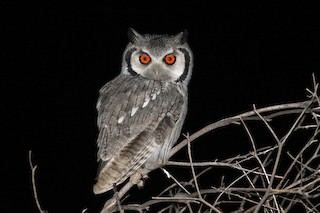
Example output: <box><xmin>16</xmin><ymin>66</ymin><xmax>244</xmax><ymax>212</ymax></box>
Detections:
<box><xmin>130</xmin><ymin>169</ymin><xmax>149</xmax><ymax>189</ymax></box>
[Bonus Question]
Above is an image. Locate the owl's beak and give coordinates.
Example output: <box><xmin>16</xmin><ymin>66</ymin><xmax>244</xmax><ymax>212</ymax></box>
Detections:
<box><xmin>151</xmin><ymin>70</ymin><xmax>161</xmax><ymax>80</ymax></box>
<box><xmin>146</xmin><ymin>64</ymin><xmax>169</xmax><ymax>81</ymax></box>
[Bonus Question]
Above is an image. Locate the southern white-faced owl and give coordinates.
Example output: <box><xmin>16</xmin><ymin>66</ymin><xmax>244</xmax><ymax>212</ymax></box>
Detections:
<box><xmin>93</xmin><ymin>29</ymin><xmax>193</xmax><ymax>194</ymax></box>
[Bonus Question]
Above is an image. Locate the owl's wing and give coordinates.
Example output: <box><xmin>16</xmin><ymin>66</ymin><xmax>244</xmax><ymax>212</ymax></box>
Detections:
<box><xmin>96</xmin><ymin>75</ymin><xmax>185</xmax><ymax>163</ymax></box>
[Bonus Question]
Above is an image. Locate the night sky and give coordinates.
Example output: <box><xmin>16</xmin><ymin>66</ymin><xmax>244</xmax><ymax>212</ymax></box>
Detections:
<box><xmin>2</xmin><ymin>1</ymin><xmax>320</xmax><ymax>212</ymax></box>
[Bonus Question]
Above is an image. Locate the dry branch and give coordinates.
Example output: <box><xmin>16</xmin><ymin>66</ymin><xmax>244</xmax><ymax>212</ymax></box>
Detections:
<box><xmin>28</xmin><ymin>150</ymin><xmax>47</xmax><ymax>213</ymax></box>
<box><xmin>29</xmin><ymin>75</ymin><xmax>320</xmax><ymax>213</ymax></box>
<box><xmin>99</xmin><ymin>75</ymin><xmax>320</xmax><ymax>213</ymax></box>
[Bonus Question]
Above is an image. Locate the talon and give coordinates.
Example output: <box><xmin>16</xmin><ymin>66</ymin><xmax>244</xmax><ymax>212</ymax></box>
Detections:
<box><xmin>130</xmin><ymin>169</ymin><xmax>149</xmax><ymax>189</ymax></box>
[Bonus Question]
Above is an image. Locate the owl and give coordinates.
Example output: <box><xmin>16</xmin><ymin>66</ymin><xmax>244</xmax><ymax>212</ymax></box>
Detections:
<box><xmin>93</xmin><ymin>28</ymin><xmax>193</xmax><ymax>194</ymax></box>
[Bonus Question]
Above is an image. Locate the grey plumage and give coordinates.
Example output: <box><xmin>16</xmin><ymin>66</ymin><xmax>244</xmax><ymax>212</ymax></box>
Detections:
<box><xmin>94</xmin><ymin>29</ymin><xmax>193</xmax><ymax>194</ymax></box>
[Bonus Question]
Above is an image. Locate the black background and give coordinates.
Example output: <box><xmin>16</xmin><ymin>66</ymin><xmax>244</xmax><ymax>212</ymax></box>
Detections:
<box><xmin>2</xmin><ymin>1</ymin><xmax>320</xmax><ymax>212</ymax></box>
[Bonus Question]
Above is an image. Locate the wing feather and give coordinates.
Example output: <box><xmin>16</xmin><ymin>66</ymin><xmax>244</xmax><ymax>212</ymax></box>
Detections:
<box><xmin>96</xmin><ymin>75</ymin><xmax>163</xmax><ymax>160</ymax></box>
<box><xmin>94</xmin><ymin>74</ymin><xmax>186</xmax><ymax>193</ymax></box>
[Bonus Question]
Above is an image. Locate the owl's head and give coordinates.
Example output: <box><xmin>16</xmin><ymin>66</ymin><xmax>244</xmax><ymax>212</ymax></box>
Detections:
<box><xmin>121</xmin><ymin>28</ymin><xmax>193</xmax><ymax>85</ymax></box>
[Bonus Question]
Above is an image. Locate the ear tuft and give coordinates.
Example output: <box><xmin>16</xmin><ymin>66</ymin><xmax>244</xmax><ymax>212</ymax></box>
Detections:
<box><xmin>174</xmin><ymin>29</ymin><xmax>189</xmax><ymax>44</ymax></box>
<box><xmin>181</xmin><ymin>29</ymin><xmax>189</xmax><ymax>43</ymax></box>
<box><xmin>127</xmin><ymin>28</ymin><xmax>144</xmax><ymax>44</ymax></box>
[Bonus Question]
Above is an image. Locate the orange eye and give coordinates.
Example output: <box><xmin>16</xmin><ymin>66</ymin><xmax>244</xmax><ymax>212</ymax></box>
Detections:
<box><xmin>139</xmin><ymin>53</ymin><xmax>151</xmax><ymax>65</ymax></box>
<box><xmin>164</xmin><ymin>54</ymin><xmax>176</xmax><ymax>65</ymax></box>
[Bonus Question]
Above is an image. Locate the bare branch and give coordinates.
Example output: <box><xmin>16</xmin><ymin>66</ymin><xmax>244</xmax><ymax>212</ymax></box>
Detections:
<box><xmin>169</xmin><ymin>100</ymin><xmax>313</xmax><ymax>158</ymax></box>
<box><xmin>186</xmin><ymin>133</ymin><xmax>202</xmax><ymax>199</ymax></box>
<box><xmin>30</xmin><ymin>76</ymin><xmax>320</xmax><ymax>213</ymax></box>
<box><xmin>28</xmin><ymin>150</ymin><xmax>46</xmax><ymax>213</ymax></box>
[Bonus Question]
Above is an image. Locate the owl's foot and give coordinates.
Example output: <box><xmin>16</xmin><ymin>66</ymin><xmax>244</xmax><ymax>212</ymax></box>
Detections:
<box><xmin>130</xmin><ymin>169</ymin><xmax>149</xmax><ymax>189</ymax></box>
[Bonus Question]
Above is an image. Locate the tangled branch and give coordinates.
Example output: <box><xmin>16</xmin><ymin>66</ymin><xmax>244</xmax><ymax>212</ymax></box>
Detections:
<box><xmin>28</xmin><ymin>75</ymin><xmax>320</xmax><ymax>212</ymax></box>
<box><xmin>101</xmin><ymin>75</ymin><xmax>320</xmax><ymax>212</ymax></box>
